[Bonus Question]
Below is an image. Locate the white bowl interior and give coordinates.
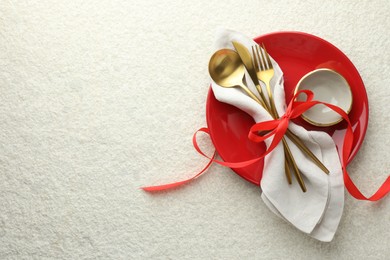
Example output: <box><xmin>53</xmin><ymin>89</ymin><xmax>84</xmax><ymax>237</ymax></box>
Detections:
<box><xmin>296</xmin><ymin>69</ymin><xmax>352</xmax><ymax>126</ymax></box>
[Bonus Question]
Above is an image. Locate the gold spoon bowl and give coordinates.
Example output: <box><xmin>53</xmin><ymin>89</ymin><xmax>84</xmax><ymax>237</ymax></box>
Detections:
<box><xmin>209</xmin><ymin>49</ymin><xmax>263</xmax><ymax>103</ymax></box>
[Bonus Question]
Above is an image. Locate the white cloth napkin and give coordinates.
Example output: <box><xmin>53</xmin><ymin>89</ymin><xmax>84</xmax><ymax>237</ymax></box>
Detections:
<box><xmin>211</xmin><ymin>28</ymin><xmax>344</xmax><ymax>242</ymax></box>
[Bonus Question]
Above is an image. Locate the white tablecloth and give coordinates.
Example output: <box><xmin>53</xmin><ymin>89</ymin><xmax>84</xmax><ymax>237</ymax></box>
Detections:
<box><xmin>1</xmin><ymin>0</ymin><xmax>389</xmax><ymax>258</ymax></box>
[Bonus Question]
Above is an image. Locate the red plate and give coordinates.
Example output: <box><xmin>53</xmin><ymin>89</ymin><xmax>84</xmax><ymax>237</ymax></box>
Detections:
<box><xmin>206</xmin><ymin>31</ymin><xmax>369</xmax><ymax>185</ymax></box>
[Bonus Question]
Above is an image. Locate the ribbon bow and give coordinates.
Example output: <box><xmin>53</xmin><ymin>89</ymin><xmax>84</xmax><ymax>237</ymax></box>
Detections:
<box><xmin>142</xmin><ymin>90</ymin><xmax>390</xmax><ymax>201</ymax></box>
<box><xmin>248</xmin><ymin>90</ymin><xmax>317</xmax><ymax>151</ymax></box>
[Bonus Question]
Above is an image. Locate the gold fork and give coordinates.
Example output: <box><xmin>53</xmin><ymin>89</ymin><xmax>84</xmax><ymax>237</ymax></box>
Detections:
<box><xmin>250</xmin><ymin>44</ymin><xmax>305</xmax><ymax>191</ymax></box>
<box><xmin>252</xmin><ymin>44</ymin><xmax>329</xmax><ymax>175</ymax></box>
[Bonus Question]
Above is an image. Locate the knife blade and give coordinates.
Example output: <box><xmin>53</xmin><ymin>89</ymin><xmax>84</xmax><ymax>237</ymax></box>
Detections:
<box><xmin>232</xmin><ymin>41</ymin><xmax>260</xmax><ymax>89</ymax></box>
<box><xmin>232</xmin><ymin>41</ymin><xmax>268</xmax><ymax>109</ymax></box>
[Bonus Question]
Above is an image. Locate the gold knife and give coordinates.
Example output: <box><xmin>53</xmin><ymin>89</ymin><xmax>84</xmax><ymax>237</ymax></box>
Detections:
<box><xmin>232</xmin><ymin>41</ymin><xmax>270</xmax><ymax>110</ymax></box>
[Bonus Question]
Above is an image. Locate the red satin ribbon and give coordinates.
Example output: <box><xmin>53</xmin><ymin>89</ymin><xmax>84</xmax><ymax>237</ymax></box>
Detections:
<box><xmin>142</xmin><ymin>90</ymin><xmax>390</xmax><ymax>201</ymax></box>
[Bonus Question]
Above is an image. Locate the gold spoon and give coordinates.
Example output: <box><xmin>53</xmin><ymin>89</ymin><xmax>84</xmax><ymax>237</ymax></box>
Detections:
<box><xmin>208</xmin><ymin>49</ymin><xmax>266</xmax><ymax>108</ymax></box>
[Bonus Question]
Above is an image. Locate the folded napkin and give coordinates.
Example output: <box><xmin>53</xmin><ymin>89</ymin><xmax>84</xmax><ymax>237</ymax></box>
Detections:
<box><xmin>211</xmin><ymin>29</ymin><xmax>344</xmax><ymax>242</ymax></box>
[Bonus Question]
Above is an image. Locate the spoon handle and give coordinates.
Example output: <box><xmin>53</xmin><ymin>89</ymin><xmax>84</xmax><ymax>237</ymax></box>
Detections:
<box><xmin>286</xmin><ymin>130</ymin><xmax>329</xmax><ymax>174</ymax></box>
<box><xmin>283</xmin><ymin>138</ymin><xmax>307</xmax><ymax>192</ymax></box>
<box><xmin>284</xmin><ymin>156</ymin><xmax>292</xmax><ymax>184</ymax></box>
<box><xmin>239</xmin><ymin>84</ymin><xmax>267</xmax><ymax>109</ymax></box>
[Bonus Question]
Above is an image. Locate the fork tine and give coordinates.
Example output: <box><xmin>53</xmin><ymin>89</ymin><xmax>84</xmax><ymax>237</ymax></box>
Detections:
<box><xmin>251</xmin><ymin>46</ymin><xmax>259</xmax><ymax>71</ymax></box>
<box><xmin>257</xmin><ymin>44</ymin><xmax>267</xmax><ymax>70</ymax></box>
<box><xmin>254</xmin><ymin>45</ymin><xmax>262</xmax><ymax>71</ymax></box>
<box><xmin>257</xmin><ymin>45</ymin><xmax>264</xmax><ymax>70</ymax></box>
<box><xmin>252</xmin><ymin>45</ymin><xmax>261</xmax><ymax>70</ymax></box>
<box><xmin>262</xmin><ymin>43</ymin><xmax>273</xmax><ymax>69</ymax></box>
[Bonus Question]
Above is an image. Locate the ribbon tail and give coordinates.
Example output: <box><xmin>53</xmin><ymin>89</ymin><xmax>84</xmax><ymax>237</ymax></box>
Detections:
<box><xmin>141</xmin><ymin>149</ymin><xmax>216</xmax><ymax>192</ymax></box>
<box><xmin>343</xmin><ymin>173</ymin><xmax>390</xmax><ymax>201</ymax></box>
<box><xmin>319</xmin><ymin>101</ymin><xmax>390</xmax><ymax>201</ymax></box>
<box><xmin>141</xmin><ymin>124</ymin><xmax>282</xmax><ymax>192</ymax></box>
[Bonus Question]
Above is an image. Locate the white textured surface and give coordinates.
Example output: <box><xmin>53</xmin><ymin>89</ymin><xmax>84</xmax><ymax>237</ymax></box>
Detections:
<box><xmin>0</xmin><ymin>0</ymin><xmax>389</xmax><ymax>259</ymax></box>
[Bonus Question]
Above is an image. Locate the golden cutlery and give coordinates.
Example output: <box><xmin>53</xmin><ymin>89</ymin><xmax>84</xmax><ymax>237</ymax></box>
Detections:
<box><xmin>232</xmin><ymin>41</ymin><xmax>329</xmax><ymax>174</ymax></box>
<box><xmin>232</xmin><ymin>41</ymin><xmax>300</xmax><ymax>188</ymax></box>
<box><xmin>251</xmin><ymin>43</ymin><xmax>308</xmax><ymax>191</ymax></box>
<box><xmin>209</xmin><ymin>48</ymin><xmax>300</xmax><ymax>188</ymax></box>
<box><xmin>252</xmin><ymin>43</ymin><xmax>329</xmax><ymax>175</ymax></box>
<box><xmin>231</xmin><ymin>42</ymin><xmax>270</xmax><ymax>111</ymax></box>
